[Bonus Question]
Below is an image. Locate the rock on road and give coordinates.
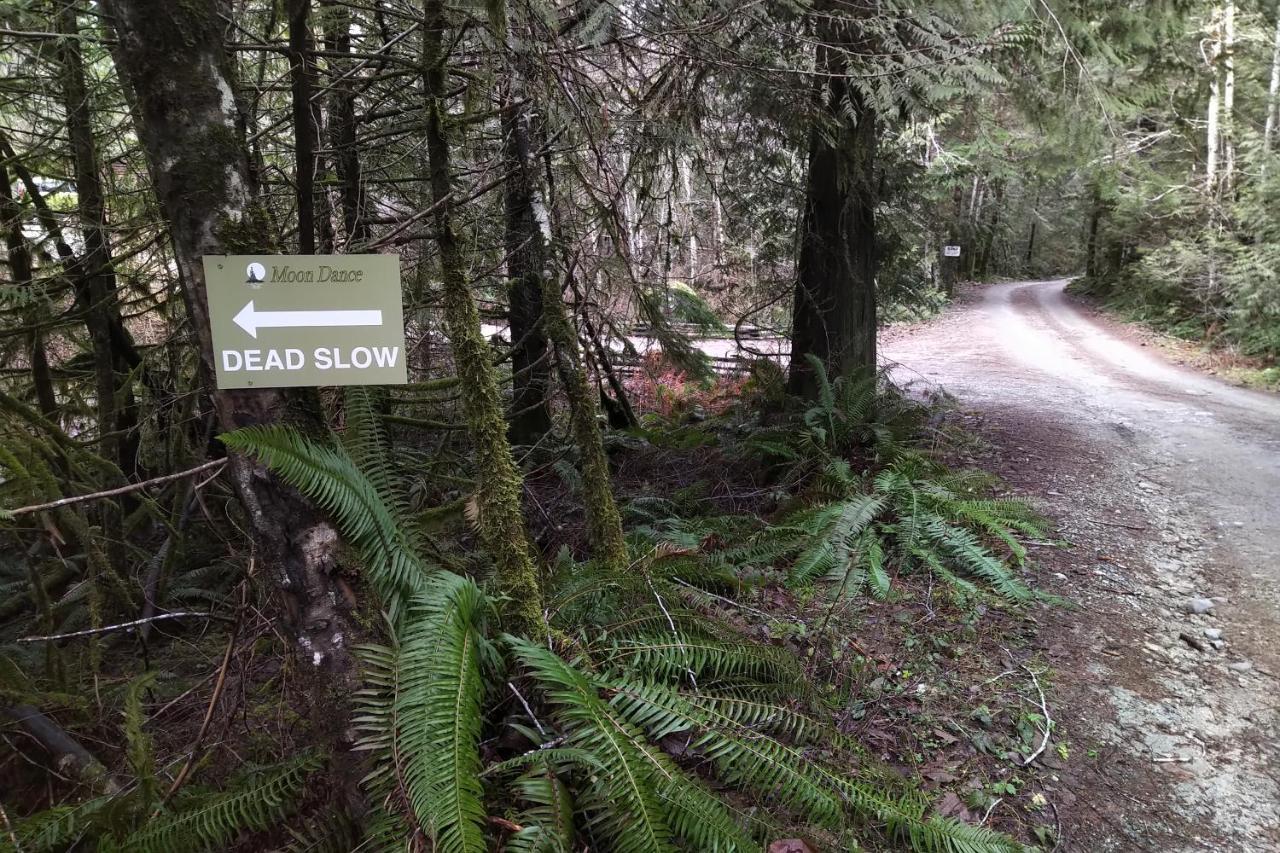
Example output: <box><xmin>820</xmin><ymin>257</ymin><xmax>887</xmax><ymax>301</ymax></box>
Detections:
<box><xmin>882</xmin><ymin>279</ymin><xmax>1280</xmax><ymax>851</ymax></box>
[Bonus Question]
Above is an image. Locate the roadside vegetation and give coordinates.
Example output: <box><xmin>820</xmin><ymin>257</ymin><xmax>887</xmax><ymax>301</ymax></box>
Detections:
<box><xmin>1</xmin><ymin>0</ymin><xmax>1274</xmax><ymax>851</ymax></box>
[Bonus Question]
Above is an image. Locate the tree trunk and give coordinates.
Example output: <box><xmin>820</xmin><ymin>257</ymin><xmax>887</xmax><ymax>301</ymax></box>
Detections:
<box><xmin>506</xmin><ymin>83</ymin><xmax>628</xmax><ymax>571</ymax></box>
<box><xmin>323</xmin><ymin>0</ymin><xmax>369</xmax><ymax>247</ymax></box>
<box><xmin>1024</xmin><ymin>190</ymin><xmax>1040</xmax><ymax>269</ymax></box>
<box><xmin>1085</xmin><ymin>182</ymin><xmax>1103</xmax><ymax>280</ymax></box>
<box><xmin>1206</xmin><ymin>6</ymin><xmax>1222</xmax><ymax>191</ymax></box>
<box><xmin>975</xmin><ymin>181</ymin><xmax>1003</xmax><ymax>279</ymax></box>
<box><xmin>1265</xmin><ymin>12</ymin><xmax>1280</xmax><ymax>154</ymax></box>
<box><xmin>0</xmin><ymin>164</ymin><xmax>58</xmax><ymax>419</ymax></box>
<box><xmin>422</xmin><ymin>0</ymin><xmax>543</xmax><ymax>634</ymax></box>
<box><xmin>1222</xmin><ymin>0</ymin><xmax>1235</xmax><ymax>190</ymax></box>
<box><xmin>788</xmin><ymin>10</ymin><xmax>877</xmax><ymax>398</ymax></box>
<box><xmin>288</xmin><ymin>0</ymin><xmax>317</xmax><ymax>253</ymax></box>
<box><xmin>104</xmin><ymin>0</ymin><xmax>357</xmax><ymax>697</ymax></box>
<box><xmin>55</xmin><ymin>1</ymin><xmax>141</xmax><ymax>480</ymax></box>
<box><xmin>503</xmin><ymin>90</ymin><xmax>553</xmax><ymax>444</ymax></box>
<box><xmin>680</xmin><ymin>155</ymin><xmax>698</xmax><ymax>283</ymax></box>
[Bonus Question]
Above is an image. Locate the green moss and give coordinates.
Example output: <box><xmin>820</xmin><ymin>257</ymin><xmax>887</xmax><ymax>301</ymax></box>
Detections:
<box><xmin>213</xmin><ymin>200</ymin><xmax>274</xmax><ymax>255</ymax></box>
<box><xmin>540</xmin><ymin>275</ymin><xmax>629</xmax><ymax>572</ymax></box>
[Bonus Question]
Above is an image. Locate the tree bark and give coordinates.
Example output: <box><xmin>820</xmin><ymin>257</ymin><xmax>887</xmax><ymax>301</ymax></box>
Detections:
<box><xmin>55</xmin><ymin>1</ymin><xmax>141</xmax><ymax>480</ymax></box>
<box><xmin>0</xmin><ymin>164</ymin><xmax>58</xmax><ymax>419</ymax></box>
<box><xmin>4</xmin><ymin>704</ymin><xmax>122</xmax><ymax>795</ymax></box>
<box><xmin>503</xmin><ymin>90</ymin><xmax>553</xmax><ymax>444</ymax></box>
<box><xmin>788</xmin><ymin>7</ymin><xmax>877</xmax><ymax>398</ymax></box>
<box><xmin>323</xmin><ymin>0</ymin><xmax>369</xmax><ymax>247</ymax></box>
<box><xmin>288</xmin><ymin>0</ymin><xmax>318</xmax><ymax>253</ymax></box>
<box><xmin>1205</xmin><ymin>6</ymin><xmax>1222</xmax><ymax>191</ymax></box>
<box><xmin>104</xmin><ymin>0</ymin><xmax>357</xmax><ymax>695</ymax></box>
<box><xmin>505</xmin><ymin>70</ymin><xmax>628</xmax><ymax>570</ymax></box>
<box><xmin>1221</xmin><ymin>0</ymin><xmax>1235</xmax><ymax>190</ymax></box>
<box><xmin>1265</xmin><ymin>12</ymin><xmax>1280</xmax><ymax>154</ymax></box>
<box><xmin>422</xmin><ymin>0</ymin><xmax>543</xmax><ymax>633</ymax></box>
<box><xmin>1085</xmin><ymin>181</ymin><xmax>1103</xmax><ymax>280</ymax></box>
<box><xmin>975</xmin><ymin>181</ymin><xmax>1003</xmax><ymax>279</ymax></box>
<box><xmin>680</xmin><ymin>155</ymin><xmax>698</xmax><ymax>283</ymax></box>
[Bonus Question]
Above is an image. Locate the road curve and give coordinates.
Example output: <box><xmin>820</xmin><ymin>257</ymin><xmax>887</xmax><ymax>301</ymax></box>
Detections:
<box><xmin>882</xmin><ymin>279</ymin><xmax>1280</xmax><ymax>851</ymax></box>
<box><xmin>884</xmin><ymin>279</ymin><xmax>1280</xmax><ymax>586</ymax></box>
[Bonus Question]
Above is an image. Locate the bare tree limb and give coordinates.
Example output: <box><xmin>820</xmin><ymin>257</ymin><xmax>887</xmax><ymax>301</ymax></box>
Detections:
<box><xmin>17</xmin><ymin>611</ymin><xmax>231</xmax><ymax>644</ymax></box>
<box><xmin>2</xmin><ymin>458</ymin><xmax>227</xmax><ymax>519</ymax></box>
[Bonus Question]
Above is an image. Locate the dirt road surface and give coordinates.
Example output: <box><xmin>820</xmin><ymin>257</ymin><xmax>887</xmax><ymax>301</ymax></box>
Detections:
<box><xmin>881</xmin><ymin>280</ymin><xmax>1279</xmax><ymax>852</ymax></box>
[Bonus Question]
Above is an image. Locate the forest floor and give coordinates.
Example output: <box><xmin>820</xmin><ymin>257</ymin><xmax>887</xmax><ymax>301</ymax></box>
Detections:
<box><xmin>881</xmin><ymin>280</ymin><xmax>1280</xmax><ymax>852</ymax></box>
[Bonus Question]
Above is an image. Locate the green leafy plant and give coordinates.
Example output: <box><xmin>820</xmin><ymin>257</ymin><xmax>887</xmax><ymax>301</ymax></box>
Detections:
<box><xmin>743</xmin><ymin>358</ymin><xmax>924</xmax><ymax>476</ymax></box>
<box><xmin>218</xmin><ymin>421</ymin><xmax>1023</xmax><ymax>853</ymax></box>
<box><xmin>4</xmin><ymin>752</ymin><xmax>322</xmax><ymax>853</ymax></box>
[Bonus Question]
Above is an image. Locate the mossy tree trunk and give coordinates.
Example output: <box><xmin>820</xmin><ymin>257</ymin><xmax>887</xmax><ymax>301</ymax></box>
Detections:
<box><xmin>502</xmin><ymin>63</ymin><xmax>628</xmax><ymax>570</ymax></box>
<box><xmin>287</xmin><ymin>0</ymin><xmax>320</xmax><ymax>253</ymax></box>
<box><xmin>0</xmin><ymin>164</ymin><xmax>57</xmax><ymax>420</ymax></box>
<box><xmin>788</xmin><ymin>3</ymin><xmax>878</xmax><ymax>398</ymax></box>
<box><xmin>422</xmin><ymin>0</ymin><xmax>543</xmax><ymax>634</ymax></box>
<box><xmin>975</xmin><ymin>181</ymin><xmax>1003</xmax><ymax>280</ymax></box>
<box><xmin>104</xmin><ymin>0</ymin><xmax>358</xmax><ymax>702</ymax></box>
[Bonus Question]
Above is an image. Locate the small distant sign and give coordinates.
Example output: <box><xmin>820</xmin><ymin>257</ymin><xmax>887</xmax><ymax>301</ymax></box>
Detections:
<box><xmin>203</xmin><ymin>255</ymin><xmax>408</xmax><ymax>389</ymax></box>
<box><xmin>943</xmin><ymin>245</ymin><xmax>961</xmax><ymax>257</ymax></box>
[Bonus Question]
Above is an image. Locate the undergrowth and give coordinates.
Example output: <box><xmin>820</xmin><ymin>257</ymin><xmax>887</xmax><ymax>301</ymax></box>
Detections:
<box><xmin>2</xmin><ymin>373</ymin><xmax>1043</xmax><ymax>852</ymax></box>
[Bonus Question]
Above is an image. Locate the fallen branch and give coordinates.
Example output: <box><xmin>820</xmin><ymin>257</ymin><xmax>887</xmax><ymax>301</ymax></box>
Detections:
<box><xmin>3</xmin><ymin>704</ymin><xmax>121</xmax><ymax>794</ymax></box>
<box><xmin>1021</xmin><ymin>664</ymin><xmax>1053</xmax><ymax>766</ymax></box>
<box><xmin>18</xmin><ymin>611</ymin><xmax>231</xmax><ymax>643</ymax></box>
<box><xmin>2</xmin><ymin>458</ymin><xmax>227</xmax><ymax>519</ymax></box>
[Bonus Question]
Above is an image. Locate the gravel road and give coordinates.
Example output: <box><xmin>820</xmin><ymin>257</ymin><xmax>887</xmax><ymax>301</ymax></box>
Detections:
<box><xmin>881</xmin><ymin>279</ymin><xmax>1279</xmax><ymax>852</ymax></box>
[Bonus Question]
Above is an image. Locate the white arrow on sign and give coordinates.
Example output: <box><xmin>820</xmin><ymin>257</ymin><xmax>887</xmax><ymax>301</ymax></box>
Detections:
<box><xmin>232</xmin><ymin>300</ymin><xmax>383</xmax><ymax>339</ymax></box>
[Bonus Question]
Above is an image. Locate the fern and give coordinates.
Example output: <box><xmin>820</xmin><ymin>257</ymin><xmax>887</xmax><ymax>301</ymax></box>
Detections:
<box><xmin>600</xmin><ymin>633</ymin><xmax>805</xmax><ymax>692</ymax></box>
<box><xmin>397</xmin><ymin>576</ymin><xmax>490</xmax><ymax>853</ymax></box>
<box><xmin>786</xmin><ymin>493</ymin><xmax>886</xmax><ymax>587</ymax></box>
<box><xmin>123</xmin><ymin>671</ymin><xmax>159</xmax><ymax>806</ymax></box>
<box><xmin>221</xmin><ymin>424</ymin><xmax>431</xmax><ymax>618</ymax></box>
<box><xmin>350</xmin><ymin>575</ymin><xmax>491</xmax><ymax>853</ymax></box>
<box><xmin>102</xmin><ymin>752</ymin><xmax>323</xmax><ymax>853</ymax></box>
<box><xmin>609</xmin><ymin>680</ymin><xmax>1018</xmax><ymax>852</ymax></box>
<box><xmin>3</xmin><ymin>798</ymin><xmax>111</xmax><ymax>853</ymax></box>
<box><xmin>506</xmin><ymin>764</ymin><xmax>576</xmax><ymax>853</ymax></box>
<box><xmin>230</xmin><ymin>411</ymin><xmax>1026</xmax><ymax>853</ymax></box>
<box><xmin>506</xmin><ymin>636</ymin><xmax>757</xmax><ymax>853</ymax></box>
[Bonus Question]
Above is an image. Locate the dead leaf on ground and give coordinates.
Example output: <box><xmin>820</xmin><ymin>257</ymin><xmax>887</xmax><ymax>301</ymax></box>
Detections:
<box><xmin>767</xmin><ymin>839</ymin><xmax>814</xmax><ymax>853</ymax></box>
<box><xmin>935</xmin><ymin>790</ymin><xmax>975</xmax><ymax>823</ymax></box>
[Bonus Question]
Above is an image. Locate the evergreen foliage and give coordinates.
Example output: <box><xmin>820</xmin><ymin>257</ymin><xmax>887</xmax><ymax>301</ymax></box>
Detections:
<box><xmin>0</xmin><ymin>0</ymin><xmax>1125</xmax><ymax>847</ymax></box>
<box><xmin>218</xmin><ymin>418</ymin><xmax>1026</xmax><ymax>852</ymax></box>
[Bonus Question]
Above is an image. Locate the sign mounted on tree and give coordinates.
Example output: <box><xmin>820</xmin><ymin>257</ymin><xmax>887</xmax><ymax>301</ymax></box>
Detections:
<box><xmin>943</xmin><ymin>245</ymin><xmax>961</xmax><ymax>257</ymax></box>
<box><xmin>203</xmin><ymin>255</ymin><xmax>408</xmax><ymax>389</ymax></box>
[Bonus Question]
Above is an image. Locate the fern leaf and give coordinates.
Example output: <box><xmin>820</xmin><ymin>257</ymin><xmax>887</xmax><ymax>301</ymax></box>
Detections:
<box><xmin>112</xmin><ymin>752</ymin><xmax>322</xmax><ymax>853</ymax></box>
<box><xmin>507</xmin><ymin>764</ymin><xmax>575</xmax><ymax>853</ymax></box>
<box><xmin>506</xmin><ymin>636</ymin><xmax>677</xmax><ymax>853</ymax></box>
<box><xmin>918</xmin><ymin>513</ymin><xmax>1031</xmax><ymax>601</ymax></box>
<box><xmin>221</xmin><ymin>425</ymin><xmax>430</xmax><ymax>618</ymax></box>
<box><xmin>397</xmin><ymin>575</ymin><xmax>490</xmax><ymax>853</ymax></box>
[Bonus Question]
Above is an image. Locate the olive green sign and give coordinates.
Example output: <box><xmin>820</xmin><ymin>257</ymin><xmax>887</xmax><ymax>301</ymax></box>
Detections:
<box><xmin>203</xmin><ymin>255</ymin><xmax>408</xmax><ymax>389</ymax></box>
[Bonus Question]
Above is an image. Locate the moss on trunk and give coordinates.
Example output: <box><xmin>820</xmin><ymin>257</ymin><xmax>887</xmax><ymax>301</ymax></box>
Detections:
<box><xmin>422</xmin><ymin>0</ymin><xmax>543</xmax><ymax>634</ymax></box>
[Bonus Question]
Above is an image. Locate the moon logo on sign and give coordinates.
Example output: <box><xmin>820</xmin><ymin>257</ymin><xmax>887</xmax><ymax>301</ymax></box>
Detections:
<box><xmin>246</xmin><ymin>262</ymin><xmax>267</xmax><ymax>284</ymax></box>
